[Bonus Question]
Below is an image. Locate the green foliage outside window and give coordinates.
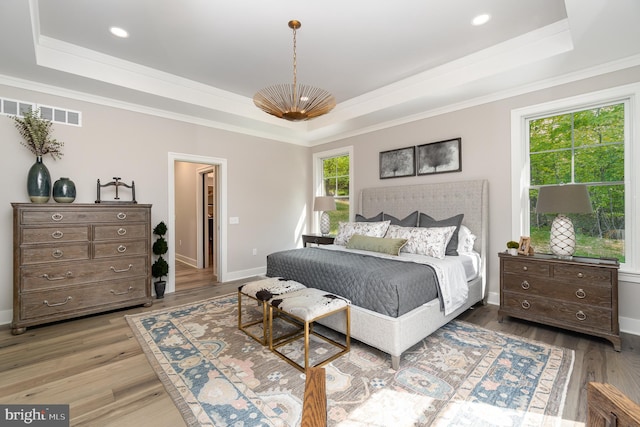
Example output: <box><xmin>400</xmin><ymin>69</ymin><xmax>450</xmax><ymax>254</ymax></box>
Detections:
<box><xmin>322</xmin><ymin>155</ymin><xmax>350</xmax><ymax>234</ymax></box>
<box><xmin>528</xmin><ymin>103</ymin><xmax>625</xmax><ymax>262</ymax></box>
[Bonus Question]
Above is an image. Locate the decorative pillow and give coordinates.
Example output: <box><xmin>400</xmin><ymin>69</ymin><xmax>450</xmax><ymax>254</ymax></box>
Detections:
<box><xmin>385</xmin><ymin>225</ymin><xmax>456</xmax><ymax>259</ymax></box>
<box><xmin>355</xmin><ymin>212</ymin><xmax>384</xmax><ymax>222</ymax></box>
<box><xmin>457</xmin><ymin>225</ymin><xmax>477</xmax><ymax>253</ymax></box>
<box><xmin>334</xmin><ymin>220</ymin><xmax>391</xmax><ymax>246</ymax></box>
<box><xmin>383</xmin><ymin>211</ymin><xmax>419</xmax><ymax>227</ymax></box>
<box><xmin>346</xmin><ymin>234</ymin><xmax>408</xmax><ymax>256</ymax></box>
<box><xmin>418</xmin><ymin>213</ymin><xmax>464</xmax><ymax>256</ymax></box>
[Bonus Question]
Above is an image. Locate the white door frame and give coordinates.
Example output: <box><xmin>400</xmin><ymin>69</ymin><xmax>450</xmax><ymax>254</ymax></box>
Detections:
<box><xmin>196</xmin><ymin>164</ymin><xmax>215</xmax><ymax>271</ymax></box>
<box><xmin>168</xmin><ymin>152</ymin><xmax>228</xmax><ymax>294</ymax></box>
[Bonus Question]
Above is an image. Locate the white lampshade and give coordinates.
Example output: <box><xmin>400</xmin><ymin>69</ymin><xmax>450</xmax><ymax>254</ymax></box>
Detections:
<box><xmin>313</xmin><ymin>196</ymin><xmax>336</xmax><ymax>212</ymax></box>
<box><xmin>536</xmin><ymin>184</ymin><xmax>592</xmax><ymax>258</ymax></box>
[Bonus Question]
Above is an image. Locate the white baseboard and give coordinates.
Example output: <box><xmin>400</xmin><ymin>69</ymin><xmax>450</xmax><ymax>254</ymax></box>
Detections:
<box><xmin>175</xmin><ymin>254</ymin><xmax>197</xmax><ymax>267</ymax></box>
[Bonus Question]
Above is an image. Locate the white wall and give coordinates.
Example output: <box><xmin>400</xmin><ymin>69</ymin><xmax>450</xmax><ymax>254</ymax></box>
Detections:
<box><xmin>0</xmin><ymin>84</ymin><xmax>310</xmax><ymax>325</ymax></box>
<box><xmin>312</xmin><ymin>65</ymin><xmax>640</xmax><ymax>334</ymax></box>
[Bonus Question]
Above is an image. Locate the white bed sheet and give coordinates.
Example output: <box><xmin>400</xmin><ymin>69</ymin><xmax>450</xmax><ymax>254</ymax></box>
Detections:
<box><xmin>317</xmin><ymin>244</ymin><xmax>470</xmax><ymax>315</ymax></box>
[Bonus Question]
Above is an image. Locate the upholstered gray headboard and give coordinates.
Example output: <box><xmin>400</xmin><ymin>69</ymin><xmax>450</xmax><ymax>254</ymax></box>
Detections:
<box><xmin>359</xmin><ymin>179</ymin><xmax>489</xmax><ymax>297</ymax></box>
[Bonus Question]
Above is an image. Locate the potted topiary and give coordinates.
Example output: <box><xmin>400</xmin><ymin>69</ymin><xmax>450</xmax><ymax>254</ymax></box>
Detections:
<box><xmin>506</xmin><ymin>240</ymin><xmax>519</xmax><ymax>256</ymax></box>
<box><xmin>152</xmin><ymin>221</ymin><xmax>169</xmax><ymax>298</ymax></box>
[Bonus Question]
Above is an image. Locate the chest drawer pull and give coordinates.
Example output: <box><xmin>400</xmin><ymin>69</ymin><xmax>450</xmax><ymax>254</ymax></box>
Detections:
<box><xmin>577</xmin><ymin>272</ymin><xmax>584</xmax><ymax>278</ymax></box>
<box><xmin>111</xmin><ymin>264</ymin><xmax>133</xmax><ymax>273</ymax></box>
<box><xmin>576</xmin><ymin>311</ymin><xmax>587</xmax><ymax>321</ymax></box>
<box><xmin>52</xmin><ymin>249</ymin><xmax>64</xmax><ymax>258</ymax></box>
<box><xmin>521</xmin><ymin>300</ymin><xmax>531</xmax><ymax>310</ymax></box>
<box><xmin>117</xmin><ymin>212</ymin><xmax>127</xmax><ymax>220</ymax></box>
<box><xmin>575</xmin><ymin>289</ymin><xmax>587</xmax><ymax>299</ymax></box>
<box><xmin>43</xmin><ymin>296</ymin><xmax>72</xmax><ymax>307</ymax></box>
<box><xmin>521</xmin><ymin>281</ymin><xmax>530</xmax><ymax>290</ymax></box>
<box><xmin>522</xmin><ymin>266</ymin><xmax>528</xmax><ymax>271</ymax></box>
<box><xmin>110</xmin><ymin>286</ymin><xmax>134</xmax><ymax>296</ymax></box>
<box><xmin>117</xmin><ymin>227</ymin><xmax>127</xmax><ymax>236</ymax></box>
<box><xmin>51</xmin><ymin>213</ymin><xmax>63</xmax><ymax>221</ymax></box>
<box><xmin>117</xmin><ymin>245</ymin><xmax>127</xmax><ymax>253</ymax></box>
<box><xmin>42</xmin><ymin>271</ymin><xmax>73</xmax><ymax>281</ymax></box>
<box><xmin>51</xmin><ymin>230</ymin><xmax>64</xmax><ymax>239</ymax></box>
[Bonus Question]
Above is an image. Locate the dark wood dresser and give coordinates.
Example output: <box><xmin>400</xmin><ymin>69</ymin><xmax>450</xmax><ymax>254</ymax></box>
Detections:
<box><xmin>12</xmin><ymin>203</ymin><xmax>153</xmax><ymax>334</ymax></box>
<box><xmin>498</xmin><ymin>252</ymin><xmax>620</xmax><ymax>350</ymax></box>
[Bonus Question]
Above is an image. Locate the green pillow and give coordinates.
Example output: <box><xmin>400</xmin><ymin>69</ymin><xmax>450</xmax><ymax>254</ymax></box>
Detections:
<box><xmin>346</xmin><ymin>234</ymin><xmax>408</xmax><ymax>256</ymax></box>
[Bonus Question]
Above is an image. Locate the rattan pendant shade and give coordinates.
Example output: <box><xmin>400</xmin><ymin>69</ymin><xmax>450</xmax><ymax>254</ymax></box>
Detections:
<box><xmin>253</xmin><ymin>20</ymin><xmax>335</xmax><ymax>121</ymax></box>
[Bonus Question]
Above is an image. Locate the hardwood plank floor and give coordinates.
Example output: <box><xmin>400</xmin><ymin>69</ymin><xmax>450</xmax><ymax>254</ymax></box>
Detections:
<box><xmin>1</xmin><ymin>264</ymin><xmax>638</xmax><ymax>426</ymax></box>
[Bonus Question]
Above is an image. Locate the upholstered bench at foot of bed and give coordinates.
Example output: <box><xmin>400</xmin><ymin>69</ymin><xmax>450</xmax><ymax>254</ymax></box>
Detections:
<box><xmin>238</xmin><ymin>277</ymin><xmax>306</xmax><ymax>345</ymax></box>
<box><xmin>269</xmin><ymin>287</ymin><xmax>350</xmax><ymax>372</ymax></box>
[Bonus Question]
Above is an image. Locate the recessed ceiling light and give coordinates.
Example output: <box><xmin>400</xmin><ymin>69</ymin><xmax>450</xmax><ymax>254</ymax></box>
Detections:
<box><xmin>109</xmin><ymin>26</ymin><xmax>129</xmax><ymax>38</ymax></box>
<box><xmin>471</xmin><ymin>14</ymin><xmax>491</xmax><ymax>26</ymax></box>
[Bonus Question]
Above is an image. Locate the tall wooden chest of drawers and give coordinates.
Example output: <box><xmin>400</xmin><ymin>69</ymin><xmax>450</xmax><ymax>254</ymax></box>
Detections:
<box><xmin>498</xmin><ymin>252</ymin><xmax>620</xmax><ymax>350</ymax></box>
<box><xmin>12</xmin><ymin>203</ymin><xmax>153</xmax><ymax>334</ymax></box>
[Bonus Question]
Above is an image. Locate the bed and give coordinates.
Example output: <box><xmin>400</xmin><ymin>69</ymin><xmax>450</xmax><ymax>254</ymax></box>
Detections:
<box><xmin>267</xmin><ymin>179</ymin><xmax>489</xmax><ymax>369</ymax></box>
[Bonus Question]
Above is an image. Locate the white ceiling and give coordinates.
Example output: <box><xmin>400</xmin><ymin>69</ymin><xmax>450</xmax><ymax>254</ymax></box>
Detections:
<box><xmin>1</xmin><ymin>0</ymin><xmax>639</xmax><ymax>146</ymax></box>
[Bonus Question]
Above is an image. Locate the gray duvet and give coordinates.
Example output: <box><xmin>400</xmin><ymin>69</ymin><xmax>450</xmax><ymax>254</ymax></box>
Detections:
<box><xmin>266</xmin><ymin>247</ymin><xmax>441</xmax><ymax>317</ymax></box>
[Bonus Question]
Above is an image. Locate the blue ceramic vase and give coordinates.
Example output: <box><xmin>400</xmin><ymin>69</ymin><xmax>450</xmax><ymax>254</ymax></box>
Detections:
<box><xmin>27</xmin><ymin>156</ymin><xmax>51</xmax><ymax>203</ymax></box>
<box><xmin>53</xmin><ymin>177</ymin><xmax>76</xmax><ymax>203</ymax></box>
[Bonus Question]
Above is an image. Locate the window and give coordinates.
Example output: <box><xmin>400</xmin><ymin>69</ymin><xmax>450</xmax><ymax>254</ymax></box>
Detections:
<box><xmin>528</xmin><ymin>103</ymin><xmax>625</xmax><ymax>261</ymax></box>
<box><xmin>511</xmin><ymin>83</ymin><xmax>639</xmax><ymax>276</ymax></box>
<box><xmin>313</xmin><ymin>147</ymin><xmax>353</xmax><ymax>235</ymax></box>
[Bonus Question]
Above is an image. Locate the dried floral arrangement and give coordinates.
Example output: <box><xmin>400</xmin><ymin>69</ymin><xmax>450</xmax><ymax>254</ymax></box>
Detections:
<box><xmin>12</xmin><ymin>109</ymin><xmax>64</xmax><ymax>159</ymax></box>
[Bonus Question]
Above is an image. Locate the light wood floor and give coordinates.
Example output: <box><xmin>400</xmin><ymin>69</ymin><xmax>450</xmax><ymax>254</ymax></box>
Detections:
<box><xmin>1</xmin><ymin>264</ymin><xmax>638</xmax><ymax>426</ymax></box>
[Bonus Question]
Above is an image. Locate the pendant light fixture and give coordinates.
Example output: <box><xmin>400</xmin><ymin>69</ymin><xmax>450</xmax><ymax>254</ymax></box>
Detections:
<box><xmin>253</xmin><ymin>20</ymin><xmax>335</xmax><ymax>121</ymax></box>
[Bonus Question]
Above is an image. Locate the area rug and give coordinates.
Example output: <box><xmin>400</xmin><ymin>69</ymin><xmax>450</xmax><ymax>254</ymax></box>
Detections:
<box><xmin>126</xmin><ymin>294</ymin><xmax>574</xmax><ymax>427</ymax></box>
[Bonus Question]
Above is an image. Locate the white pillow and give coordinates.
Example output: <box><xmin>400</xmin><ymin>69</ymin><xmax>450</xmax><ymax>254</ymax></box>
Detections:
<box><xmin>457</xmin><ymin>225</ymin><xmax>477</xmax><ymax>253</ymax></box>
<box><xmin>385</xmin><ymin>225</ymin><xmax>456</xmax><ymax>259</ymax></box>
<box><xmin>334</xmin><ymin>220</ymin><xmax>391</xmax><ymax>246</ymax></box>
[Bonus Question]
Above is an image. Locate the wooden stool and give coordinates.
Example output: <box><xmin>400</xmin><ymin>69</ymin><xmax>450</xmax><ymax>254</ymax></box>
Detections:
<box><xmin>238</xmin><ymin>277</ymin><xmax>306</xmax><ymax>345</ymax></box>
<box><xmin>269</xmin><ymin>288</ymin><xmax>350</xmax><ymax>372</ymax></box>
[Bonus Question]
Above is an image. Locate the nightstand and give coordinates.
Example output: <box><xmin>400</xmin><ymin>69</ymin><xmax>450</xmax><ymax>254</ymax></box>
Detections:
<box><xmin>498</xmin><ymin>252</ymin><xmax>620</xmax><ymax>351</ymax></box>
<box><xmin>302</xmin><ymin>234</ymin><xmax>335</xmax><ymax>247</ymax></box>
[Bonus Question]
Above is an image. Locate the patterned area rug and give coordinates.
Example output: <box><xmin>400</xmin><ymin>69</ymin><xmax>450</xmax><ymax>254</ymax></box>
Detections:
<box><xmin>126</xmin><ymin>294</ymin><xmax>574</xmax><ymax>426</ymax></box>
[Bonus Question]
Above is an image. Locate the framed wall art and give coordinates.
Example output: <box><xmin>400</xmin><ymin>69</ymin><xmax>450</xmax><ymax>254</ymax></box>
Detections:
<box><xmin>417</xmin><ymin>137</ymin><xmax>461</xmax><ymax>176</ymax></box>
<box><xmin>379</xmin><ymin>146</ymin><xmax>415</xmax><ymax>179</ymax></box>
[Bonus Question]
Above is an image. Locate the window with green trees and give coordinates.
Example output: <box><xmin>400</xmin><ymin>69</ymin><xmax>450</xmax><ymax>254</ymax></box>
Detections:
<box><xmin>528</xmin><ymin>102</ymin><xmax>625</xmax><ymax>262</ymax></box>
<box><xmin>322</xmin><ymin>154</ymin><xmax>350</xmax><ymax>234</ymax></box>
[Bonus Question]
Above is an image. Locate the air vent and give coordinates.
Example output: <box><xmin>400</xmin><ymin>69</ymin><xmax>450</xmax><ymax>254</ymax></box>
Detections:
<box><xmin>1</xmin><ymin>97</ymin><xmax>82</xmax><ymax>127</ymax></box>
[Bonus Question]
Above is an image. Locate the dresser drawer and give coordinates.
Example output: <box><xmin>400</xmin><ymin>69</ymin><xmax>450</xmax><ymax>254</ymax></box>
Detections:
<box><xmin>20</xmin><ymin>208</ymin><xmax>149</xmax><ymax>225</ymax></box>
<box><xmin>21</xmin><ymin>243</ymin><xmax>90</xmax><ymax>265</ymax></box>
<box><xmin>502</xmin><ymin>291</ymin><xmax>612</xmax><ymax>332</ymax></box>
<box><xmin>21</xmin><ymin>256</ymin><xmax>149</xmax><ymax>291</ymax></box>
<box><xmin>22</xmin><ymin>226</ymin><xmax>89</xmax><ymax>244</ymax></box>
<box><xmin>502</xmin><ymin>259</ymin><xmax>550</xmax><ymax>277</ymax></box>
<box><xmin>20</xmin><ymin>278</ymin><xmax>148</xmax><ymax>320</ymax></box>
<box><xmin>93</xmin><ymin>224</ymin><xmax>147</xmax><ymax>241</ymax></box>
<box><xmin>553</xmin><ymin>264</ymin><xmax>612</xmax><ymax>286</ymax></box>
<box><xmin>503</xmin><ymin>275</ymin><xmax>612</xmax><ymax>307</ymax></box>
<box><xmin>93</xmin><ymin>240</ymin><xmax>148</xmax><ymax>258</ymax></box>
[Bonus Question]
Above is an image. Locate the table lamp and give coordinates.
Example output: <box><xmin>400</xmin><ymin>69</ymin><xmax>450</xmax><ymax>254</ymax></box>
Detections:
<box><xmin>314</xmin><ymin>196</ymin><xmax>336</xmax><ymax>235</ymax></box>
<box><xmin>536</xmin><ymin>184</ymin><xmax>593</xmax><ymax>258</ymax></box>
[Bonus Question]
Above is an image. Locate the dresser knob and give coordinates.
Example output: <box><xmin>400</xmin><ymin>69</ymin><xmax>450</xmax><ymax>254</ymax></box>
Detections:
<box><xmin>52</xmin><ymin>249</ymin><xmax>64</xmax><ymax>258</ymax></box>
<box><xmin>521</xmin><ymin>300</ymin><xmax>531</xmax><ymax>310</ymax></box>
<box><xmin>117</xmin><ymin>212</ymin><xmax>127</xmax><ymax>220</ymax></box>
<box><xmin>117</xmin><ymin>245</ymin><xmax>127</xmax><ymax>253</ymax></box>
<box><xmin>51</xmin><ymin>230</ymin><xmax>64</xmax><ymax>239</ymax></box>
<box><xmin>117</xmin><ymin>227</ymin><xmax>127</xmax><ymax>236</ymax></box>
<box><xmin>575</xmin><ymin>289</ymin><xmax>587</xmax><ymax>299</ymax></box>
<box><xmin>51</xmin><ymin>213</ymin><xmax>63</xmax><ymax>221</ymax></box>
<box><xmin>576</xmin><ymin>311</ymin><xmax>587</xmax><ymax>321</ymax></box>
<box><xmin>521</xmin><ymin>281</ymin><xmax>530</xmax><ymax>290</ymax></box>
<box><xmin>522</xmin><ymin>266</ymin><xmax>528</xmax><ymax>271</ymax></box>
<box><xmin>42</xmin><ymin>271</ymin><xmax>73</xmax><ymax>281</ymax></box>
